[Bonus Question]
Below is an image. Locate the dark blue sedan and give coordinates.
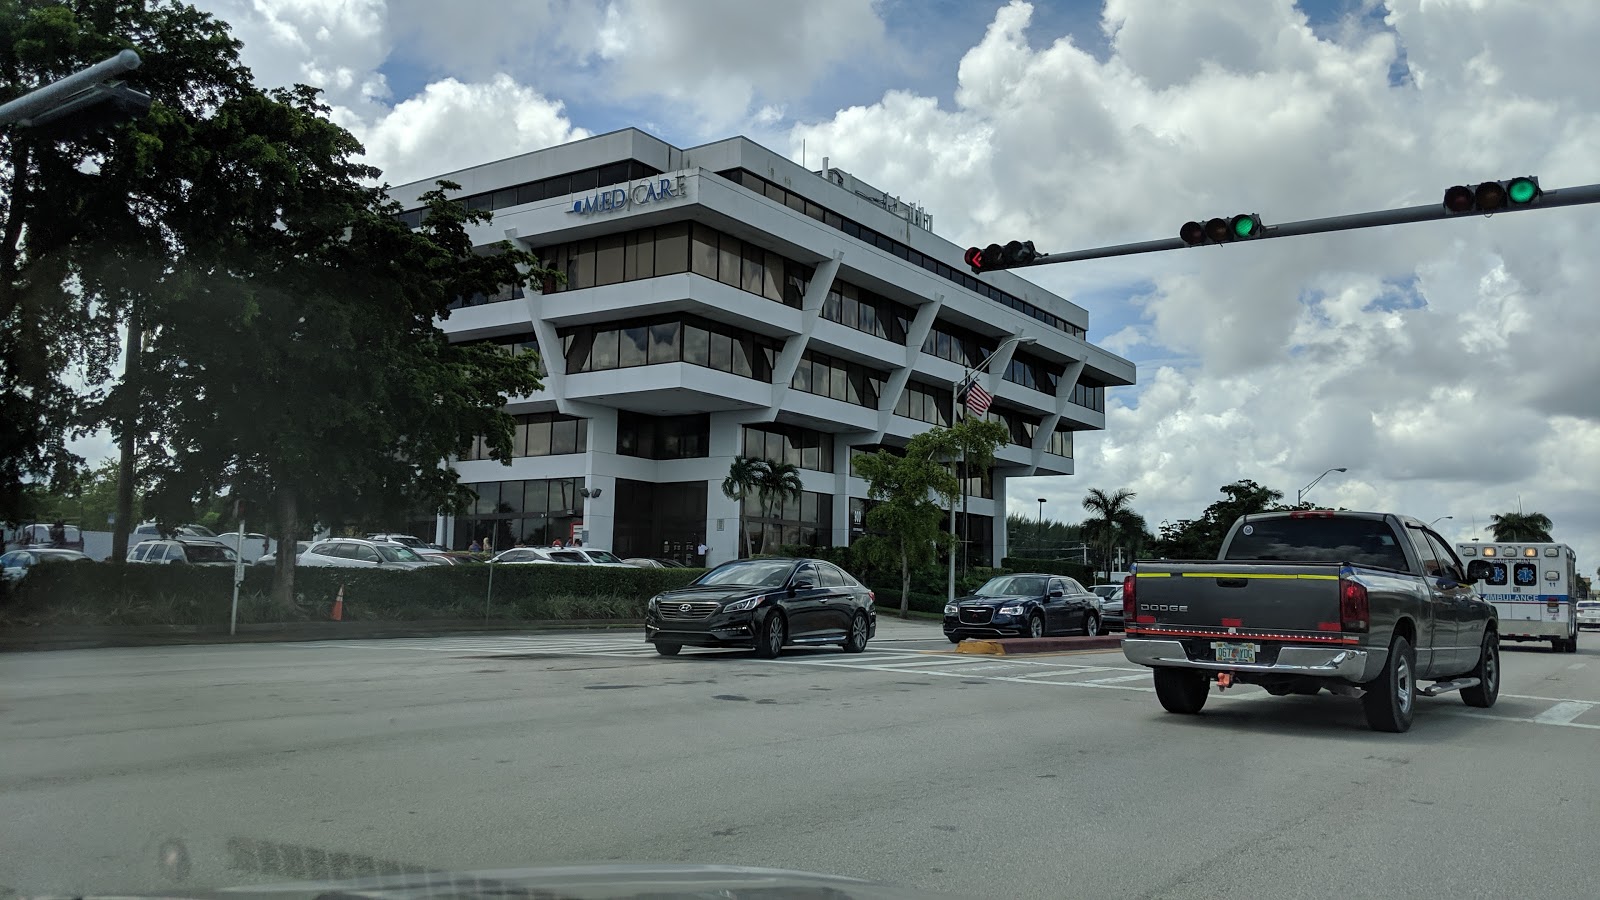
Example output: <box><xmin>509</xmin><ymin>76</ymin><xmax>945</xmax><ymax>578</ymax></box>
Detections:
<box><xmin>943</xmin><ymin>574</ymin><xmax>1103</xmax><ymax>642</ymax></box>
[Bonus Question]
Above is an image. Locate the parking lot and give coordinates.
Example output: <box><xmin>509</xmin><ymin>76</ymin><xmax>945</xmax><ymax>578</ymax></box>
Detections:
<box><xmin>3</xmin><ymin>622</ymin><xmax>1597</xmax><ymax>899</ymax></box>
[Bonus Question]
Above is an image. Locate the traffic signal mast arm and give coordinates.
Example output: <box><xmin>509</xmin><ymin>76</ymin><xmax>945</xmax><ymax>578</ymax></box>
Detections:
<box><xmin>969</xmin><ymin>178</ymin><xmax>1600</xmax><ymax>272</ymax></box>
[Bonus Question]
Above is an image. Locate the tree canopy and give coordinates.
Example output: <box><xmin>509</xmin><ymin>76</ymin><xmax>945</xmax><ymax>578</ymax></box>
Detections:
<box><xmin>1487</xmin><ymin>511</ymin><xmax>1554</xmax><ymax>542</ymax></box>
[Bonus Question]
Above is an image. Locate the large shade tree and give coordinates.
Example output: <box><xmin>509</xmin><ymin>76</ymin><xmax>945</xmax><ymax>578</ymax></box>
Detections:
<box><xmin>1488</xmin><ymin>511</ymin><xmax>1553</xmax><ymax>542</ymax></box>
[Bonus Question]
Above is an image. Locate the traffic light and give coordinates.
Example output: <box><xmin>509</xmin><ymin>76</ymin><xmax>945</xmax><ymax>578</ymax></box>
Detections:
<box><xmin>964</xmin><ymin>240</ymin><xmax>1038</xmax><ymax>274</ymax></box>
<box><xmin>1179</xmin><ymin>213</ymin><xmax>1264</xmax><ymax>246</ymax></box>
<box><xmin>1442</xmin><ymin>177</ymin><xmax>1541</xmax><ymax>214</ymax></box>
<box><xmin>20</xmin><ymin>81</ymin><xmax>151</xmax><ymax>140</ymax></box>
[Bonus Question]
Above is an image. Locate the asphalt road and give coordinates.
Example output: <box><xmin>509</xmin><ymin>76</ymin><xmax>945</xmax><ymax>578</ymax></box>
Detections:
<box><xmin>3</xmin><ymin>621</ymin><xmax>1598</xmax><ymax>899</ymax></box>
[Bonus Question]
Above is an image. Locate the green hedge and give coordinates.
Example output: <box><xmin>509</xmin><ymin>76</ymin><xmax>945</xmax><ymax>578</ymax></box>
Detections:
<box><xmin>1000</xmin><ymin>557</ymin><xmax>1100</xmax><ymax>585</ymax></box>
<box><xmin>0</xmin><ymin>563</ymin><xmax>706</xmax><ymax>628</ymax></box>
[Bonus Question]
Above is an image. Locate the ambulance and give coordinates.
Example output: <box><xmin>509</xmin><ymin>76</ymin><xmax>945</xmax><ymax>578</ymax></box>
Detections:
<box><xmin>1455</xmin><ymin>541</ymin><xmax>1579</xmax><ymax>652</ymax></box>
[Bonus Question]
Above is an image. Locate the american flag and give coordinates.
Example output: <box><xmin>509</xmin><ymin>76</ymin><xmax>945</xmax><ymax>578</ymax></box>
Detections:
<box><xmin>962</xmin><ymin>380</ymin><xmax>993</xmax><ymax>417</ymax></box>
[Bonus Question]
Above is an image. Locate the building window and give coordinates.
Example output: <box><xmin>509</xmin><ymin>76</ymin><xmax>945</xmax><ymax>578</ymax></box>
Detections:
<box><xmin>613</xmin><ymin>479</ymin><xmax>708</xmax><ymax>562</ymax></box>
<box><xmin>894</xmin><ymin>380</ymin><xmax>953</xmax><ymax>427</ymax></box>
<box><xmin>1003</xmin><ymin>353</ymin><xmax>1062</xmax><ymax>395</ymax></box>
<box><xmin>1070</xmin><ymin>377</ymin><xmax>1106</xmax><ymax>412</ymax></box>
<box><xmin>560</xmin><ymin>315</ymin><xmax>781</xmax><ymax>382</ymax></box>
<box><xmin>820</xmin><ymin>281</ymin><xmax>913</xmax><ymax>344</ymax></box>
<box><xmin>455</xmin><ymin>477</ymin><xmax>586</xmax><ymax>551</ymax></box>
<box><xmin>460</xmin><ymin>412</ymin><xmax>588</xmax><ymax>461</ymax></box>
<box><xmin>922</xmin><ymin>321</ymin><xmax>997</xmax><ymax>369</ymax></box>
<box><xmin>713</xmin><ymin>168</ymin><xmax>1090</xmax><ymax>340</ymax></box>
<box><xmin>543</xmin><ymin>221</ymin><xmax>810</xmax><ymax>309</ymax></box>
<box><xmin>743</xmin><ymin>424</ymin><xmax>835</xmax><ymax>473</ymax></box>
<box><xmin>740</xmin><ymin>491</ymin><xmax>833</xmax><ymax>555</ymax></box>
<box><xmin>456</xmin><ymin>333</ymin><xmax>546</xmax><ymax>377</ymax></box>
<box><xmin>1046</xmin><ymin>428</ymin><xmax>1073</xmax><ymax>458</ymax></box>
<box><xmin>790</xmin><ymin>351</ymin><xmax>887</xmax><ymax>409</ymax></box>
<box><xmin>617</xmin><ymin>412</ymin><xmax>710</xmax><ymax>460</ymax></box>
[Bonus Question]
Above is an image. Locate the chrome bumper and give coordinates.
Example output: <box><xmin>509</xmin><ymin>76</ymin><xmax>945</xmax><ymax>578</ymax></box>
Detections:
<box><xmin>1123</xmin><ymin>638</ymin><xmax>1371</xmax><ymax>680</ymax></box>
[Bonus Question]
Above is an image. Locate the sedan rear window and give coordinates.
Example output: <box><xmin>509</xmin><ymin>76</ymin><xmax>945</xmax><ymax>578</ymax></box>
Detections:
<box><xmin>1225</xmin><ymin>517</ymin><xmax>1410</xmax><ymax>572</ymax></box>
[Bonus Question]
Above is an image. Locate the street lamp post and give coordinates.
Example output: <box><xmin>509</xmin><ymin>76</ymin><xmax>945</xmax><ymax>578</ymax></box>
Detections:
<box><xmin>1429</xmin><ymin>516</ymin><xmax>1453</xmax><ymax>527</ymax></box>
<box><xmin>949</xmin><ymin>334</ymin><xmax>1036</xmax><ymax>606</ymax></box>
<box><xmin>1037</xmin><ymin>497</ymin><xmax>1047</xmax><ymax>554</ymax></box>
<box><xmin>1297</xmin><ymin>467</ymin><xmax>1348</xmax><ymax>506</ymax></box>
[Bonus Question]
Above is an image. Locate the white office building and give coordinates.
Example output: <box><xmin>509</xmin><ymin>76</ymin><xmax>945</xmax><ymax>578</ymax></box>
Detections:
<box><xmin>388</xmin><ymin>129</ymin><xmax>1135</xmax><ymax>566</ymax></box>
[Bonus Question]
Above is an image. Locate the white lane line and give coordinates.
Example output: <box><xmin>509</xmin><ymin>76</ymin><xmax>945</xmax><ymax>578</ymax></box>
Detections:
<box><xmin>774</xmin><ymin>656</ymin><xmax>1157</xmax><ymax>691</ymax></box>
<box><xmin>1444</xmin><ymin>709</ymin><xmax>1600</xmax><ymax>731</ymax></box>
<box><xmin>866</xmin><ymin>657</ymin><xmax>1003</xmax><ymax>669</ymax></box>
<box><xmin>1568</xmin><ymin>663</ymin><xmax>1588</xmax><ymax>670</ymax></box>
<box><xmin>1502</xmin><ymin>692</ymin><xmax>1599</xmax><ymax>704</ymax></box>
<box><xmin>1012</xmin><ymin>668</ymin><xmax>1117</xmax><ymax>679</ymax></box>
<box><xmin>1083</xmin><ymin>673</ymin><xmax>1151</xmax><ymax>684</ymax></box>
<box><xmin>1533</xmin><ymin>701</ymin><xmax>1594</xmax><ymax>725</ymax></box>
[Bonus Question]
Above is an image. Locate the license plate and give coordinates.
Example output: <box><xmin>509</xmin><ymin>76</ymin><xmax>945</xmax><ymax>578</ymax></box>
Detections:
<box><xmin>1211</xmin><ymin>642</ymin><xmax>1258</xmax><ymax>664</ymax></box>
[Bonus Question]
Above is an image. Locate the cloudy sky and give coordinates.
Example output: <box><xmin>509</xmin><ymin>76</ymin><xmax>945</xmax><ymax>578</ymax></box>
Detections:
<box><xmin>186</xmin><ymin>0</ymin><xmax>1600</xmax><ymax>571</ymax></box>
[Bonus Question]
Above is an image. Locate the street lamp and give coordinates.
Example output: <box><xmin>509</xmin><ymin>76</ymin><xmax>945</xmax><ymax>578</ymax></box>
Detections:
<box><xmin>1297</xmin><ymin>467</ymin><xmax>1347</xmax><ymax>506</ymax></box>
<box><xmin>1429</xmin><ymin>515</ymin><xmax>1452</xmax><ymax>527</ymax></box>
<box><xmin>1037</xmin><ymin>498</ymin><xmax>1047</xmax><ymax>554</ymax></box>
<box><xmin>948</xmin><ymin>334</ymin><xmax>1036</xmax><ymax>606</ymax></box>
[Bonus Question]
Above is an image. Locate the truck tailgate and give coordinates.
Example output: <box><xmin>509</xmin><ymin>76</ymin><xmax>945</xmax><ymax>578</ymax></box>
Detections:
<box><xmin>1133</xmin><ymin>563</ymin><xmax>1345</xmax><ymax>635</ymax></box>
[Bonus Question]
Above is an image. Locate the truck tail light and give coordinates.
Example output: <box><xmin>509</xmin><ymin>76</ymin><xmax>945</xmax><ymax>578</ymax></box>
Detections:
<box><xmin>1339</xmin><ymin>578</ymin><xmax>1369</xmax><ymax>633</ymax></box>
<box><xmin>1124</xmin><ymin>574</ymin><xmax>1154</xmax><ymax>624</ymax></box>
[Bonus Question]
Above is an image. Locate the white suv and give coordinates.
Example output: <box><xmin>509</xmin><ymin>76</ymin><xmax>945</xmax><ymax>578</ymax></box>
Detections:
<box><xmin>299</xmin><ymin>539</ymin><xmax>433</xmax><ymax>570</ymax></box>
<box><xmin>127</xmin><ymin>539</ymin><xmax>237</xmax><ymax>567</ymax></box>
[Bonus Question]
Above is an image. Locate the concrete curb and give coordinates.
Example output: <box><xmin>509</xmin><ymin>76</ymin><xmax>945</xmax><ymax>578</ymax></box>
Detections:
<box><xmin>0</xmin><ymin>619</ymin><xmax>645</xmax><ymax>652</ymax></box>
<box><xmin>954</xmin><ymin>635</ymin><xmax>1124</xmax><ymax>655</ymax></box>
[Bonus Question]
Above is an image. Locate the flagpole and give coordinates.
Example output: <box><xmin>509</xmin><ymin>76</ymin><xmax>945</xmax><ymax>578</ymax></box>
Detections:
<box><xmin>949</xmin><ymin>371</ymin><xmax>966</xmax><ymax>610</ymax></box>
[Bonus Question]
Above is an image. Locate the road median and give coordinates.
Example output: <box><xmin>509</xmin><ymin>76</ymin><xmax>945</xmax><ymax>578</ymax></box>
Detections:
<box><xmin>954</xmin><ymin>634</ymin><xmax>1124</xmax><ymax>655</ymax></box>
<box><xmin>0</xmin><ymin>620</ymin><xmax>647</xmax><ymax>652</ymax></box>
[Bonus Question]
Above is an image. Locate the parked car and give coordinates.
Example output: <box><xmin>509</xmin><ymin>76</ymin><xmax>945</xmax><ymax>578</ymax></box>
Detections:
<box><xmin>1098</xmin><ymin>585</ymin><xmax>1125</xmax><ymax>632</ymax></box>
<box><xmin>1125</xmin><ymin>510</ymin><xmax>1499</xmax><ymax>732</ymax></box>
<box><xmin>10</xmin><ymin>523</ymin><xmax>85</xmax><ymax>552</ymax></box>
<box><xmin>627</xmin><ymin>557</ymin><xmax>689</xmax><ymax>568</ymax></box>
<box><xmin>564</xmin><ymin>548</ymin><xmax>633</xmax><ymax>568</ymax></box>
<box><xmin>215</xmin><ymin>532</ymin><xmax>272</xmax><ymax>562</ymax></box>
<box><xmin>127</xmin><ymin>539</ymin><xmax>238</xmax><ymax>567</ymax></box>
<box><xmin>1090</xmin><ymin>583</ymin><xmax>1121</xmax><ymax>599</ymax></box>
<box><xmin>943</xmin><ymin>573</ymin><xmax>1104</xmax><ymax>642</ymax></box>
<box><xmin>298</xmin><ymin>539</ymin><xmax>432</xmax><ymax>570</ymax></box>
<box><xmin>645</xmin><ymin>557</ymin><xmax>876</xmax><ymax>658</ymax></box>
<box><xmin>133</xmin><ymin>522</ymin><xmax>215</xmax><ymax>539</ymax></box>
<box><xmin>489</xmin><ymin>548</ymin><xmax>563</xmax><ymax>565</ymax></box>
<box><xmin>1</xmin><ymin>548</ymin><xmax>92</xmax><ymax>582</ymax></box>
<box><xmin>367</xmin><ymin>534</ymin><xmax>458</xmax><ymax>565</ymax></box>
<box><xmin>254</xmin><ymin>541</ymin><xmax>311</xmax><ymax>567</ymax></box>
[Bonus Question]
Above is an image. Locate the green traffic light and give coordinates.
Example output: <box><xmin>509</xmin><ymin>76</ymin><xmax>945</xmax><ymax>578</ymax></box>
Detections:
<box><xmin>1507</xmin><ymin>177</ymin><xmax>1539</xmax><ymax>204</ymax></box>
<box><xmin>1230</xmin><ymin>214</ymin><xmax>1261</xmax><ymax>239</ymax></box>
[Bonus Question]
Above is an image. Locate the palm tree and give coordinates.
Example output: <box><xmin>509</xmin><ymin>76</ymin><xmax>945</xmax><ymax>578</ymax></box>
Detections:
<box><xmin>722</xmin><ymin>456</ymin><xmax>764</xmax><ymax>558</ymax></box>
<box><xmin>1082</xmin><ymin>487</ymin><xmax>1138</xmax><ymax>582</ymax></box>
<box><xmin>1488</xmin><ymin>511</ymin><xmax>1553</xmax><ymax>542</ymax></box>
<box><xmin>754</xmin><ymin>460</ymin><xmax>805</xmax><ymax>554</ymax></box>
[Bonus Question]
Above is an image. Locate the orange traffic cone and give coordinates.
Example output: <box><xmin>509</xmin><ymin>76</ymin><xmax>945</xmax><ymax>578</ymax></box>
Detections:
<box><xmin>331</xmin><ymin>584</ymin><xmax>344</xmax><ymax>621</ymax></box>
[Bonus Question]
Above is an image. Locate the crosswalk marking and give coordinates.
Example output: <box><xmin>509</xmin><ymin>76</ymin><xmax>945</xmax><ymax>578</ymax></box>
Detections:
<box><xmin>1532</xmin><ymin>700</ymin><xmax>1593</xmax><ymax>725</ymax></box>
<box><xmin>1084</xmin><ymin>673</ymin><xmax>1152</xmax><ymax>684</ymax></box>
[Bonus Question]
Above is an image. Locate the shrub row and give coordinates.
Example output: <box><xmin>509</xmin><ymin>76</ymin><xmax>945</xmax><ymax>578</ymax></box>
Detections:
<box><xmin>0</xmin><ymin>563</ymin><xmax>706</xmax><ymax>628</ymax></box>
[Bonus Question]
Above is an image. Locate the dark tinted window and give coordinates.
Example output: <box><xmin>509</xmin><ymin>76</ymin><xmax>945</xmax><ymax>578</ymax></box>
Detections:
<box><xmin>819</xmin><ymin>564</ymin><xmax>846</xmax><ymax>588</ymax></box>
<box><xmin>1224</xmin><ymin>517</ymin><xmax>1411</xmax><ymax>572</ymax></box>
<box><xmin>185</xmin><ymin>543</ymin><xmax>235</xmax><ymax>563</ymax></box>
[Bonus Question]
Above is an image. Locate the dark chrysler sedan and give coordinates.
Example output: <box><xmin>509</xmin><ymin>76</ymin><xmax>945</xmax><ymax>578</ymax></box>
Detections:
<box><xmin>944</xmin><ymin>573</ymin><xmax>1102</xmax><ymax>642</ymax></box>
<box><xmin>645</xmin><ymin>558</ymin><xmax>876</xmax><ymax>658</ymax></box>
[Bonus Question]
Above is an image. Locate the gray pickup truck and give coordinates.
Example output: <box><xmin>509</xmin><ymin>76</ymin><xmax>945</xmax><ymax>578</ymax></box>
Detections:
<box><xmin>1123</xmin><ymin>510</ymin><xmax>1500</xmax><ymax>732</ymax></box>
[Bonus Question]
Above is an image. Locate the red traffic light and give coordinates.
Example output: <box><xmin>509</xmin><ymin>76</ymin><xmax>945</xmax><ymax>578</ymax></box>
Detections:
<box><xmin>964</xmin><ymin>246</ymin><xmax>985</xmax><ymax>271</ymax></box>
<box><xmin>1179</xmin><ymin>221</ymin><xmax>1205</xmax><ymax>245</ymax></box>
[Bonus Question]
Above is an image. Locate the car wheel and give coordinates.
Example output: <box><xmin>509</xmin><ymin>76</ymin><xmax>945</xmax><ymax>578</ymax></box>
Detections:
<box><xmin>1082</xmin><ymin>614</ymin><xmax>1101</xmax><ymax>637</ymax></box>
<box><xmin>754</xmin><ymin>611</ymin><xmax>786</xmax><ymax>659</ymax></box>
<box><xmin>1565</xmin><ymin>633</ymin><xmax>1579</xmax><ymax>653</ymax></box>
<box><xmin>1460</xmin><ymin>632</ymin><xmax>1499</xmax><ymax>708</ymax></box>
<box><xmin>946</xmin><ymin>633</ymin><xmax>962</xmax><ymax>644</ymax></box>
<box><xmin>1153</xmin><ymin>668</ymin><xmax>1208</xmax><ymax>714</ymax></box>
<box><xmin>1027</xmin><ymin>613</ymin><xmax>1045</xmax><ymax>639</ymax></box>
<box><xmin>654</xmin><ymin>643</ymin><xmax>681</xmax><ymax>657</ymax></box>
<box><xmin>843</xmin><ymin>612</ymin><xmax>869</xmax><ymax>653</ymax></box>
<box><xmin>1362</xmin><ymin>635</ymin><xmax>1416</xmax><ymax>733</ymax></box>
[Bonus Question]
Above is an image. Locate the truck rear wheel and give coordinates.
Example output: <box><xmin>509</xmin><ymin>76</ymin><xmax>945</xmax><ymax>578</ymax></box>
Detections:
<box><xmin>1153</xmin><ymin>668</ymin><xmax>1209</xmax><ymax>715</ymax></box>
<box><xmin>1460</xmin><ymin>632</ymin><xmax>1499</xmax><ymax>709</ymax></box>
<box><xmin>1565</xmin><ymin>632</ymin><xmax>1578</xmax><ymax>653</ymax></box>
<box><xmin>1362</xmin><ymin>635</ymin><xmax>1416</xmax><ymax>733</ymax></box>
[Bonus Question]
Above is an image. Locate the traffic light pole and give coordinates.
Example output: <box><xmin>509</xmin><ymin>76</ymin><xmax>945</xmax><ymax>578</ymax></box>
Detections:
<box><xmin>0</xmin><ymin>49</ymin><xmax>141</xmax><ymax>127</ymax></box>
<box><xmin>1011</xmin><ymin>180</ymin><xmax>1600</xmax><ymax>270</ymax></box>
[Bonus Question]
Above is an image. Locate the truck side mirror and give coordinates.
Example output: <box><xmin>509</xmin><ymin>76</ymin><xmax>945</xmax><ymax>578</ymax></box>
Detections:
<box><xmin>1464</xmin><ymin>560</ymin><xmax>1491</xmax><ymax>584</ymax></box>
